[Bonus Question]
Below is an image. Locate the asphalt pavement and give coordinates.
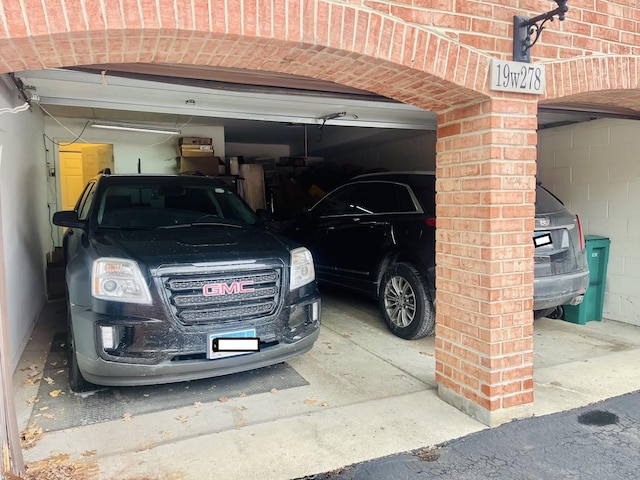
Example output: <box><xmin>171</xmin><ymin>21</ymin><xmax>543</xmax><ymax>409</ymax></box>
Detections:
<box><xmin>298</xmin><ymin>390</ymin><xmax>640</xmax><ymax>480</ymax></box>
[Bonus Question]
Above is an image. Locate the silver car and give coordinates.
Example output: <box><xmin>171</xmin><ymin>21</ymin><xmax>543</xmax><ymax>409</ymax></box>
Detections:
<box><xmin>533</xmin><ymin>183</ymin><xmax>589</xmax><ymax>317</ymax></box>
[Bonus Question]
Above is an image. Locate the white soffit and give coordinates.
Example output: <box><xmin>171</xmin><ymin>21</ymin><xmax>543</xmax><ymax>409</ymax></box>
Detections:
<box><xmin>14</xmin><ymin>69</ymin><xmax>437</xmax><ymax>130</ymax></box>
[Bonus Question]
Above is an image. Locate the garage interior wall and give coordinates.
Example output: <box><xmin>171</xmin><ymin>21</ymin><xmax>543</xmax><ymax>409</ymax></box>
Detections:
<box><xmin>537</xmin><ymin>119</ymin><xmax>640</xmax><ymax>327</ymax></box>
<box><xmin>45</xmin><ymin>117</ymin><xmax>226</xmax><ymax>174</ymax></box>
<box><xmin>327</xmin><ymin>131</ymin><xmax>436</xmax><ymax>172</ymax></box>
<box><xmin>0</xmin><ymin>83</ymin><xmax>50</xmax><ymax>370</ymax></box>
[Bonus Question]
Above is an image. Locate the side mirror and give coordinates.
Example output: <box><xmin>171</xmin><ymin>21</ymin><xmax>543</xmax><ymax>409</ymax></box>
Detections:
<box><xmin>52</xmin><ymin>211</ymin><xmax>85</xmax><ymax>229</ymax></box>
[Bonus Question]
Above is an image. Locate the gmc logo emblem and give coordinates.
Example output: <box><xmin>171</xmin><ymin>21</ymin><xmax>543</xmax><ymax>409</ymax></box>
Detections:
<box><xmin>203</xmin><ymin>281</ymin><xmax>254</xmax><ymax>296</ymax></box>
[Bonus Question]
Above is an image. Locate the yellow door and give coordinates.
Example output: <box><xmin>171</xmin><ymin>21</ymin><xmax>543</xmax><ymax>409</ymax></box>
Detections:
<box><xmin>59</xmin><ymin>144</ymin><xmax>114</xmax><ymax>211</ymax></box>
<box><xmin>59</xmin><ymin>150</ymin><xmax>84</xmax><ymax>210</ymax></box>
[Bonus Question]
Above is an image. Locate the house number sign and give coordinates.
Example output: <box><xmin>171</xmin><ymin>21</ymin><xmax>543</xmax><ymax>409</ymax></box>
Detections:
<box><xmin>490</xmin><ymin>59</ymin><xmax>546</xmax><ymax>95</ymax></box>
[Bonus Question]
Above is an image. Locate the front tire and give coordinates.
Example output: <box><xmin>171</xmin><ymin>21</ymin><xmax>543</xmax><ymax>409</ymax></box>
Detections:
<box><xmin>379</xmin><ymin>262</ymin><xmax>435</xmax><ymax>339</ymax></box>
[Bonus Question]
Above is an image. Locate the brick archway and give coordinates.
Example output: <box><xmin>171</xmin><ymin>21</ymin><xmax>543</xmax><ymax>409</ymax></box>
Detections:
<box><xmin>543</xmin><ymin>56</ymin><xmax>640</xmax><ymax>110</ymax></box>
<box><xmin>0</xmin><ymin>1</ymin><xmax>489</xmax><ymax>111</ymax></box>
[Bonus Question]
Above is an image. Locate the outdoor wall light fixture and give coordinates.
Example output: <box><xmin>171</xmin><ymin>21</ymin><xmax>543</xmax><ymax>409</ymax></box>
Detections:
<box><xmin>513</xmin><ymin>0</ymin><xmax>569</xmax><ymax>63</ymax></box>
<box><xmin>91</xmin><ymin>121</ymin><xmax>181</xmax><ymax>135</ymax></box>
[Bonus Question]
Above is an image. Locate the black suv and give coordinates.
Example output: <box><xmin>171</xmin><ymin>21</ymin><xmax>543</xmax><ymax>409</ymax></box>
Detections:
<box><xmin>279</xmin><ymin>171</ymin><xmax>588</xmax><ymax>339</ymax></box>
<box><xmin>53</xmin><ymin>172</ymin><xmax>321</xmax><ymax>392</ymax></box>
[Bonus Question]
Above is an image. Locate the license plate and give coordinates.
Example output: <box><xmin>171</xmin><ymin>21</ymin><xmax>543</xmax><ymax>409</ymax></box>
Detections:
<box><xmin>534</xmin><ymin>232</ymin><xmax>553</xmax><ymax>248</ymax></box>
<box><xmin>207</xmin><ymin>329</ymin><xmax>258</xmax><ymax>359</ymax></box>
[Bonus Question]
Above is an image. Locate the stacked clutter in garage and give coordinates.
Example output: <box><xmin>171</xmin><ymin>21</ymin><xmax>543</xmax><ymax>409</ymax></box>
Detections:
<box><xmin>177</xmin><ymin>136</ymin><xmax>221</xmax><ymax>175</ymax></box>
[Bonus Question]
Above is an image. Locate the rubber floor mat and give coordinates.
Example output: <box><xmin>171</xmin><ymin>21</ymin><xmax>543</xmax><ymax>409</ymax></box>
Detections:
<box><xmin>29</xmin><ymin>332</ymin><xmax>308</xmax><ymax>432</ymax></box>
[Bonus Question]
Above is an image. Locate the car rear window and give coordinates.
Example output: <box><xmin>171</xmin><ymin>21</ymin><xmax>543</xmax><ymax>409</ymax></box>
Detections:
<box><xmin>535</xmin><ymin>184</ymin><xmax>565</xmax><ymax>214</ymax></box>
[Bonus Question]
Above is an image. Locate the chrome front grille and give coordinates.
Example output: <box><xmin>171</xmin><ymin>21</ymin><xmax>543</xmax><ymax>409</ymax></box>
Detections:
<box><xmin>162</xmin><ymin>268</ymin><xmax>282</xmax><ymax>326</ymax></box>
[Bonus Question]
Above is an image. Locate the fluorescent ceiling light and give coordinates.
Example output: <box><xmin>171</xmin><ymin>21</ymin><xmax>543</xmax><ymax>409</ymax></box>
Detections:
<box><xmin>91</xmin><ymin>121</ymin><xmax>181</xmax><ymax>135</ymax></box>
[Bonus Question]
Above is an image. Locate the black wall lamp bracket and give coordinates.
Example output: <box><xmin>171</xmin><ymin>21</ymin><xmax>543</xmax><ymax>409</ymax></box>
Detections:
<box><xmin>513</xmin><ymin>0</ymin><xmax>569</xmax><ymax>63</ymax></box>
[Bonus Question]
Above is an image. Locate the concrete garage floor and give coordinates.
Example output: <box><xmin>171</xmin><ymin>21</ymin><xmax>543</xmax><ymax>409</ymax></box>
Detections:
<box><xmin>12</xmin><ymin>288</ymin><xmax>640</xmax><ymax>480</ymax></box>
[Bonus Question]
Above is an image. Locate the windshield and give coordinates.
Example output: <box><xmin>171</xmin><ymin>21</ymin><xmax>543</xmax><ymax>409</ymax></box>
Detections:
<box><xmin>96</xmin><ymin>182</ymin><xmax>259</xmax><ymax>229</ymax></box>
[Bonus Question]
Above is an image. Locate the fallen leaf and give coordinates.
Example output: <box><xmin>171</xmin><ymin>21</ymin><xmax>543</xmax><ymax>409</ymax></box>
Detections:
<box><xmin>175</xmin><ymin>416</ymin><xmax>188</xmax><ymax>424</ymax></box>
<box><xmin>319</xmin><ymin>402</ymin><xmax>329</xmax><ymax>407</ymax></box>
<box><xmin>122</xmin><ymin>413</ymin><xmax>133</xmax><ymax>421</ymax></box>
<box><xmin>304</xmin><ymin>399</ymin><xmax>316</xmax><ymax>405</ymax></box>
<box><xmin>419</xmin><ymin>351</ymin><xmax>433</xmax><ymax>356</ymax></box>
<box><xmin>23</xmin><ymin>453</ymin><xmax>98</xmax><ymax>480</ymax></box>
<box><xmin>43</xmin><ymin>414</ymin><xmax>56</xmax><ymax>420</ymax></box>
<box><xmin>49</xmin><ymin>389</ymin><xmax>63</xmax><ymax>398</ymax></box>
<box><xmin>38</xmin><ymin>406</ymin><xmax>49</xmax><ymax>411</ymax></box>
<box><xmin>232</xmin><ymin>406</ymin><xmax>248</xmax><ymax>412</ymax></box>
<box><xmin>44</xmin><ymin>377</ymin><xmax>55</xmax><ymax>385</ymax></box>
<box><xmin>81</xmin><ymin>450</ymin><xmax>97</xmax><ymax>457</ymax></box>
<box><xmin>414</xmin><ymin>447</ymin><xmax>440</xmax><ymax>461</ymax></box>
<box><xmin>26</xmin><ymin>395</ymin><xmax>39</xmax><ymax>406</ymax></box>
<box><xmin>239</xmin><ymin>392</ymin><xmax>247</xmax><ymax>397</ymax></box>
<box><xmin>193</xmin><ymin>401</ymin><xmax>202</xmax><ymax>407</ymax></box>
<box><xmin>218</xmin><ymin>396</ymin><xmax>229</xmax><ymax>403</ymax></box>
<box><xmin>20</xmin><ymin>426</ymin><xmax>44</xmax><ymax>449</ymax></box>
<box><xmin>235</xmin><ymin>418</ymin><xmax>246</xmax><ymax>427</ymax></box>
<box><xmin>270</xmin><ymin>388</ymin><xmax>278</xmax><ymax>394</ymax></box>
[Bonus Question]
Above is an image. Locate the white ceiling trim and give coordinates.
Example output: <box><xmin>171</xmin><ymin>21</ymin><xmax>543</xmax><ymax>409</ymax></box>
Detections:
<box><xmin>15</xmin><ymin>69</ymin><xmax>438</xmax><ymax>130</ymax></box>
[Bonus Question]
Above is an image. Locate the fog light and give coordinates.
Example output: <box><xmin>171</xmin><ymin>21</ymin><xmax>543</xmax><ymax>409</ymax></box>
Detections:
<box><xmin>310</xmin><ymin>301</ymin><xmax>319</xmax><ymax>322</ymax></box>
<box><xmin>100</xmin><ymin>325</ymin><xmax>117</xmax><ymax>350</ymax></box>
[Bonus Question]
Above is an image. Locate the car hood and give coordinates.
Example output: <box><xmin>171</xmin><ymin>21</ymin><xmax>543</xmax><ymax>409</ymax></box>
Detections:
<box><xmin>90</xmin><ymin>226</ymin><xmax>292</xmax><ymax>269</ymax></box>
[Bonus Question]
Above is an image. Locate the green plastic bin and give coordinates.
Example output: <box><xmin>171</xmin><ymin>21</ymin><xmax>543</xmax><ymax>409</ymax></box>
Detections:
<box><xmin>563</xmin><ymin>235</ymin><xmax>611</xmax><ymax>325</ymax></box>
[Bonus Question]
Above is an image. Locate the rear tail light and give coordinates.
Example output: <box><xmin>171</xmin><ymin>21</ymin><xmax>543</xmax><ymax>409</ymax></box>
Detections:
<box><xmin>576</xmin><ymin>215</ymin><xmax>585</xmax><ymax>251</ymax></box>
<box><xmin>425</xmin><ymin>217</ymin><xmax>437</xmax><ymax>228</ymax></box>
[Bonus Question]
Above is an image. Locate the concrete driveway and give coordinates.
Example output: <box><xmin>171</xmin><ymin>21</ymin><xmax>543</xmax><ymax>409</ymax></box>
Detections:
<box><xmin>13</xmin><ymin>288</ymin><xmax>640</xmax><ymax>479</ymax></box>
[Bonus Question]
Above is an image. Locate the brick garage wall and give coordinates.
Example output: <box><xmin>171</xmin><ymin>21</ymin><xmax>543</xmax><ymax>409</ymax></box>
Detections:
<box><xmin>384</xmin><ymin>0</ymin><xmax>640</xmax><ymax>60</ymax></box>
<box><xmin>538</xmin><ymin>118</ymin><xmax>640</xmax><ymax>327</ymax></box>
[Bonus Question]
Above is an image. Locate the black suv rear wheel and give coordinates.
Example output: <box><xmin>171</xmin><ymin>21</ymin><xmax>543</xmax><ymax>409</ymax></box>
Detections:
<box><xmin>379</xmin><ymin>262</ymin><xmax>435</xmax><ymax>339</ymax></box>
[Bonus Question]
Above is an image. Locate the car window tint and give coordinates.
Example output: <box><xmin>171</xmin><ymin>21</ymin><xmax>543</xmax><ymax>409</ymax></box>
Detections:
<box><xmin>406</xmin><ymin>176</ymin><xmax>435</xmax><ymax>214</ymax></box>
<box><xmin>312</xmin><ymin>185</ymin><xmax>356</xmax><ymax>216</ymax></box>
<box><xmin>394</xmin><ymin>184</ymin><xmax>418</xmax><ymax>212</ymax></box>
<box><xmin>348</xmin><ymin>182</ymin><xmax>417</xmax><ymax>214</ymax></box>
<box><xmin>77</xmin><ymin>181</ymin><xmax>97</xmax><ymax>220</ymax></box>
<box><xmin>535</xmin><ymin>185</ymin><xmax>564</xmax><ymax>214</ymax></box>
<box><xmin>97</xmin><ymin>182</ymin><xmax>258</xmax><ymax>227</ymax></box>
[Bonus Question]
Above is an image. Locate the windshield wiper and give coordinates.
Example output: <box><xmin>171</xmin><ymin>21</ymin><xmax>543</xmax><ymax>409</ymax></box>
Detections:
<box><xmin>158</xmin><ymin>222</ymin><xmax>244</xmax><ymax>229</ymax></box>
<box><xmin>97</xmin><ymin>225</ymin><xmax>157</xmax><ymax>231</ymax></box>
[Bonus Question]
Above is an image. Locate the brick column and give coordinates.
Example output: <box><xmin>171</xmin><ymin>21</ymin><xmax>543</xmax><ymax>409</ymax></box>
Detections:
<box><xmin>434</xmin><ymin>98</ymin><xmax>538</xmax><ymax>426</ymax></box>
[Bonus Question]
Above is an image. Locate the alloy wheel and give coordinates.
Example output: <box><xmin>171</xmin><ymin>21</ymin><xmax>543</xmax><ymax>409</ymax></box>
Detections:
<box><xmin>383</xmin><ymin>275</ymin><xmax>417</xmax><ymax>328</ymax></box>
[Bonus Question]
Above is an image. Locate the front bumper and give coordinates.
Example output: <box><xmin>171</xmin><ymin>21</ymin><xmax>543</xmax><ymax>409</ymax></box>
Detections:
<box><xmin>70</xmin><ymin>296</ymin><xmax>320</xmax><ymax>387</ymax></box>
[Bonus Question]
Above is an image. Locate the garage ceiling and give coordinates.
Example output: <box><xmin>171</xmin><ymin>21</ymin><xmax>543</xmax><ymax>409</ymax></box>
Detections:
<box><xmin>11</xmin><ymin>65</ymin><xmax>640</xmax><ymax>157</ymax></box>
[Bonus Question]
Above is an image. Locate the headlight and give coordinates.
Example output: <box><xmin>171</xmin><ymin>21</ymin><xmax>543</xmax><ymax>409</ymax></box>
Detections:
<box><xmin>92</xmin><ymin>258</ymin><xmax>152</xmax><ymax>304</ymax></box>
<box><xmin>289</xmin><ymin>247</ymin><xmax>315</xmax><ymax>291</ymax></box>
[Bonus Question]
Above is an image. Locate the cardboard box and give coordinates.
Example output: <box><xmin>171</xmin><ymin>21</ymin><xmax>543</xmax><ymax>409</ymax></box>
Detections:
<box><xmin>178</xmin><ymin>156</ymin><xmax>222</xmax><ymax>176</ymax></box>
<box><xmin>180</xmin><ymin>145</ymin><xmax>215</xmax><ymax>157</ymax></box>
<box><xmin>179</xmin><ymin>137</ymin><xmax>212</xmax><ymax>146</ymax></box>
